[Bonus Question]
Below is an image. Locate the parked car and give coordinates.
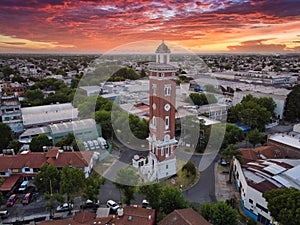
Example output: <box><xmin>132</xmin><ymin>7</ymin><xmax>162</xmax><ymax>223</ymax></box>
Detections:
<box><xmin>18</xmin><ymin>180</ymin><xmax>31</xmax><ymax>192</ymax></box>
<box><xmin>220</xmin><ymin>158</ymin><xmax>228</xmax><ymax>166</ymax></box>
<box><xmin>106</xmin><ymin>200</ymin><xmax>119</xmax><ymax>212</ymax></box>
<box><xmin>56</xmin><ymin>203</ymin><xmax>73</xmax><ymax>212</ymax></box>
<box><xmin>142</xmin><ymin>199</ymin><xmax>150</xmax><ymax>208</ymax></box>
<box><xmin>6</xmin><ymin>194</ymin><xmax>18</xmax><ymax>207</ymax></box>
<box><xmin>0</xmin><ymin>210</ymin><xmax>9</xmax><ymax>219</ymax></box>
<box><xmin>22</xmin><ymin>192</ymin><xmax>33</xmax><ymax>205</ymax></box>
<box><xmin>80</xmin><ymin>199</ymin><xmax>100</xmax><ymax>210</ymax></box>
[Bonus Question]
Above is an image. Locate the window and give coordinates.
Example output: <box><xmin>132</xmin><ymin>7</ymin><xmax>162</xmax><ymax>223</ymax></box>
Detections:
<box><xmin>165</xmin><ymin>116</ymin><xmax>169</xmax><ymax>130</ymax></box>
<box><xmin>256</xmin><ymin>203</ymin><xmax>268</xmax><ymax>214</ymax></box>
<box><xmin>152</xmin><ymin>84</ymin><xmax>157</xmax><ymax>96</ymax></box>
<box><xmin>161</xmin><ymin>72</ymin><xmax>165</xmax><ymax>77</ymax></box>
<box><xmin>166</xmin><ymin>165</ymin><xmax>168</xmax><ymax>169</ymax></box>
<box><xmin>165</xmin><ymin>146</ymin><xmax>169</xmax><ymax>156</ymax></box>
<box><xmin>249</xmin><ymin>199</ymin><xmax>253</xmax><ymax>204</ymax></box>
<box><xmin>24</xmin><ymin>167</ymin><xmax>30</xmax><ymax>172</ymax></box>
<box><xmin>164</xmin><ymin>85</ymin><xmax>171</xmax><ymax>96</ymax></box>
<box><xmin>152</xmin><ymin>116</ymin><xmax>156</xmax><ymax>128</ymax></box>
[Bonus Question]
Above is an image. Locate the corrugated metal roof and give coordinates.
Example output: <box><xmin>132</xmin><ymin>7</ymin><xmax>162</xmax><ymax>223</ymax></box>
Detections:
<box><xmin>22</xmin><ymin>103</ymin><xmax>78</xmax><ymax>126</ymax></box>
<box><xmin>49</xmin><ymin>119</ymin><xmax>96</xmax><ymax>134</ymax></box>
<box><xmin>269</xmin><ymin>134</ymin><xmax>300</xmax><ymax>150</ymax></box>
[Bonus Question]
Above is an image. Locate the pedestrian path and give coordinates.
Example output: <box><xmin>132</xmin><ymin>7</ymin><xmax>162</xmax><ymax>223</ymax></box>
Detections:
<box><xmin>214</xmin><ymin>163</ymin><xmax>235</xmax><ymax>201</ymax></box>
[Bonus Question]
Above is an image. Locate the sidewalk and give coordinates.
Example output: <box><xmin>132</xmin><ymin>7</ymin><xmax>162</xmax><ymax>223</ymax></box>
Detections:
<box><xmin>214</xmin><ymin>162</ymin><xmax>235</xmax><ymax>201</ymax></box>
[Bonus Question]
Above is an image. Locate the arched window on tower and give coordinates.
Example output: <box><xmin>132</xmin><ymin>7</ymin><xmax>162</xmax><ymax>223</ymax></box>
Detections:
<box><xmin>152</xmin><ymin>116</ymin><xmax>156</xmax><ymax>128</ymax></box>
<box><xmin>165</xmin><ymin>146</ymin><xmax>169</xmax><ymax>157</ymax></box>
<box><xmin>165</xmin><ymin>116</ymin><xmax>169</xmax><ymax>130</ymax></box>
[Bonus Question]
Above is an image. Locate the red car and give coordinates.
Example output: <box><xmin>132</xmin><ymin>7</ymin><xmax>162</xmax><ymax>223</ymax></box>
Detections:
<box><xmin>22</xmin><ymin>192</ymin><xmax>32</xmax><ymax>205</ymax></box>
<box><xmin>6</xmin><ymin>194</ymin><xmax>18</xmax><ymax>207</ymax></box>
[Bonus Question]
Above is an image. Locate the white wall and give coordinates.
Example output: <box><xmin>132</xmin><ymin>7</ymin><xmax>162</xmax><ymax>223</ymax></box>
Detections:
<box><xmin>233</xmin><ymin>158</ymin><xmax>275</xmax><ymax>224</ymax></box>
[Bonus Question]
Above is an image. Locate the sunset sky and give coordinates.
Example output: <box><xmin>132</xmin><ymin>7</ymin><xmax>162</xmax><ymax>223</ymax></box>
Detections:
<box><xmin>0</xmin><ymin>0</ymin><xmax>299</xmax><ymax>53</ymax></box>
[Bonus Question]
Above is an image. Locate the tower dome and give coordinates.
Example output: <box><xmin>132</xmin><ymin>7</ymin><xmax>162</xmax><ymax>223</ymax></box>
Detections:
<box><xmin>155</xmin><ymin>40</ymin><xmax>171</xmax><ymax>53</ymax></box>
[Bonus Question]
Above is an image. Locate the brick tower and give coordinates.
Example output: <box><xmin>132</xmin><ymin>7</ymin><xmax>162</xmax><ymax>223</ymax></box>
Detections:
<box><xmin>138</xmin><ymin>40</ymin><xmax>177</xmax><ymax>181</ymax></box>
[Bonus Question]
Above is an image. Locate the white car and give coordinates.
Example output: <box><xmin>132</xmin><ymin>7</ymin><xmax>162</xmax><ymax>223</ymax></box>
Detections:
<box><xmin>106</xmin><ymin>200</ymin><xmax>119</xmax><ymax>212</ymax></box>
<box><xmin>56</xmin><ymin>203</ymin><xmax>73</xmax><ymax>212</ymax></box>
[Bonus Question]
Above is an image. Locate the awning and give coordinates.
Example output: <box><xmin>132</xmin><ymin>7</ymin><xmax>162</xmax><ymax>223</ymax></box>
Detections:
<box><xmin>0</xmin><ymin>174</ymin><xmax>21</xmax><ymax>191</ymax></box>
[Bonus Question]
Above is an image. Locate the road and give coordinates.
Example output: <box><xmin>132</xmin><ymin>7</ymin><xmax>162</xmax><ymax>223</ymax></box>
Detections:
<box><xmin>100</xmin><ymin>142</ymin><xmax>218</xmax><ymax>206</ymax></box>
<box><xmin>1</xmin><ymin>142</ymin><xmax>218</xmax><ymax>223</ymax></box>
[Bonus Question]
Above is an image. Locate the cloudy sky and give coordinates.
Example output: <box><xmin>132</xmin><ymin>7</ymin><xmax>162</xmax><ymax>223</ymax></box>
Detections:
<box><xmin>0</xmin><ymin>0</ymin><xmax>299</xmax><ymax>53</ymax></box>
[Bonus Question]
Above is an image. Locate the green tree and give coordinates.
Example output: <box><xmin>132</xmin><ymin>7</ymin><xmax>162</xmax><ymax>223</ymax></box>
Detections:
<box><xmin>7</xmin><ymin>140</ymin><xmax>22</xmax><ymax>153</ymax></box>
<box><xmin>44</xmin><ymin>193</ymin><xmax>64</xmax><ymax>218</ymax></box>
<box><xmin>34</xmin><ymin>164</ymin><xmax>60</xmax><ymax>194</ymax></box>
<box><xmin>30</xmin><ymin>134</ymin><xmax>52</xmax><ymax>152</ymax></box>
<box><xmin>55</xmin><ymin>133</ymin><xmax>80</xmax><ymax>151</ymax></box>
<box><xmin>201</xmin><ymin>201</ymin><xmax>238</xmax><ymax>225</ymax></box>
<box><xmin>220</xmin><ymin>144</ymin><xmax>242</xmax><ymax>183</ymax></box>
<box><xmin>78</xmin><ymin>95</ymin><xmax>98</xmax><ymax>118</ymax></box>
<box><xmin>228</xmin><ymin>95</ymin><xmax>275</xmax><ymax>131</ymax></box>
<box><xmin>222</xmin><ymin>123</ymin><xmax>244</xmax><ymax>149</ymax></box>
<box><xmin>109</xmin><ymin>67</ymin><xmax>141</xmax><ymax>81</ymax></box>
<box><xmin>129</xmin><ymin>114</ymin><xmax>149</xmax><ymax>139</ymax></box>
<box><xmin>95</xmin><ymin>110</ymin><xmax>112</xmax><ymax>139</ymax></box>
<box><xmin>138</xmin><ymin>182</ymin><xmax>163</xmax><ymax>210</ymax></box>
<box><xmin>60</xmin><ymin>166</ymin><xmax>85</xmax><ymax>212</ymax></box>
<box><xmin>0</xmin><ymin>122</ymin><xmax>13</xmax><ymax>152</ymax></box>
<box><xmin>82</xmin><ymin>175</ymin><xmax>106</xmax><ymax>203</ymax></box>
<box><xmin>212</xmin><ymin>201</ymin><xmax>238</xmax><ymax>225</ymax></box>
<box><xmin>24</xmin><ymin>89</ymin><xmax>44</xmax><ymax>105</ymax></box>
<box><xmin>220</xmin><ymin>144</ymin><xmax>242</xmax><ymax>163</ymax></box>
<box><xmin>247</xmin><ymin>128</ymin><xmax>265</xmax><ymax>148</ymax></box>
<box><xmin>264</xmin><ymin>187</ymin><xmax>300</xmax><ymax>225</ymax></box>
<box><xmin>160</xmin><ymin>185</ymin><xmax>189</xmax><ymax>215</ymax></box>
<box><xmin>284</xmin><ymin>84</ymin><xmax>300</xmax><ymax>122</ymax></box>
<box><xmin>200</xmin><ymin>202</ymin><xmax>213</xmax><ymax>221</ymax></box>
<box><xmin>1</xmin><ymin>65</ymin><xmax>17</xmax><ymax>76</ymax></box>
<box><xmin>182</xmin><ymin>161</ymin><xmax>196</xmax><ymax>177</ymax></box>
<box><xmin>140</xmin><ymin>69</ymin><xmax>147</xmax><ymax>77</ymax></box>
<box><xmin>113</xmin><ymin>167</ymin><xmax>139</xmax><ymax>205</ymax></box>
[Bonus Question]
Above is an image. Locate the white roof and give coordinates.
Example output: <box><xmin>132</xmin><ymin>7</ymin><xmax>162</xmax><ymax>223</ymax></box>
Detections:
<box><xmin>79</xmin><ymin>85</ymin><xmax>101</xmax><ymax>92</ymax></box>
<box><xmin>273</xmin><ymin>164</ymin><xmax>300</xmax><ymax>189</ymax></box>
<box><xmin>22</xmin><ymin>103</ymin><xmax>78</xmax><ymax>126</ymax></box>
<box><xmin>49</xmin><ymin>119</ymin><xmax>96</xmax><ymax>135</ymax></box>
<box><xmin>269</xmin><ymin>134</ymin><xmax>300</xmax><ymax>150</ymax></box>
<box><xmin>197</xmin><ymin>116</ymin><xmax>221</xmax><ymax>126</ymax></box>
<box><xmin>19</xmin><ymin>126</ymin><xmax>49</xmax><ymax>138</ymax></box>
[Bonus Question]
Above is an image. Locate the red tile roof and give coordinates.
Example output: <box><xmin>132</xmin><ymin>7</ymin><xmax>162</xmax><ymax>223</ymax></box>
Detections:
<box><xmin>73</xmin><ymin>211</ymin><xmax>95</xmax><ymax>223</ymax></box>
<box><xmin>240</xmin><ymin>146</ymin><xmax>286</xmax><ymax>163</ymax></box>
<box><xmin>247</xmin><ymin>180</ymin><xmax>279</xmax><ymax>193</ymax></box>
<box><xmin>45</xmin><ymin>147</ymin><xmax>60</xmax><ymax>158</ymax></box>
<box><xmin>116</xmin><ymin>206</ymin><xmax>156</xmax><ymax>225</ymax></box>
<box><xmin>240</xmin><ymin>148</ymin><xmax>259</xmax><ymax>162</ymax></box>
<box><xmin>0</xmin><ymin>155</ymin><xmax>16</xmax><ymax>172</ymax></box>
<box><xmin>47</xmin><ymin>151</ymin><xmax>93</xmax><ymax>168</ymax></box>
<box><xmin>0</xmin><ymin>174</ymin><xmax>21</xmax><ymax>191</ymax></box>
<box><xmin>158</xmin><ymin>208</ymin><xmax>211</xmax><ymax>225</ymax></box>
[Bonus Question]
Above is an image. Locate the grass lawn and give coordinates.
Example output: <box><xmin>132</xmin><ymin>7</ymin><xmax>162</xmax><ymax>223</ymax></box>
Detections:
<box><xmin>165</xmin><ymin>158</ymin><xmax>200</xmax><ymax>190</ymax></box>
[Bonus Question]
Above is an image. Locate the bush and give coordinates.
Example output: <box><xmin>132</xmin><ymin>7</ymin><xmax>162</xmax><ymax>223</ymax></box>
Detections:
<box><xmin>182</xmin><ymin>161</ymin><xmax>196</xmax><ymax>177</ymax></box>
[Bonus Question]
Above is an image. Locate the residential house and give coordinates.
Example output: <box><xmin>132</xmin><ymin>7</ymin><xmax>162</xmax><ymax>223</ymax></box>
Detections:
<box><xmin>158</xmin><ymin>208</ymin><xmax>211</xmax><ymax>225</ymax></box>
<box><xmin>0</xmin><ymin>148</ymin><xmax>95</xmax><ymax>193</ymax></box>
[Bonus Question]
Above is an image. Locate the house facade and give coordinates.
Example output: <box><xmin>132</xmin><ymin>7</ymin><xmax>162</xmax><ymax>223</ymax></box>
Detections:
<box><xmin>233</xmin><ymin>157</ymin><xmax>300</xmax><ymax>225</ymax></box>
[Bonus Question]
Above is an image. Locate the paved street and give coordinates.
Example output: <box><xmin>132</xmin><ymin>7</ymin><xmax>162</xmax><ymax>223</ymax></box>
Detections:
<box><xmin>1</xmin><ymin>142</ymin><xmax>219</xmax><ymax>223</ymax></box>
<box><xmin>100</xmin><ymin>142</ymin><xmax>218</xmax><ymax>207</ymax></box>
